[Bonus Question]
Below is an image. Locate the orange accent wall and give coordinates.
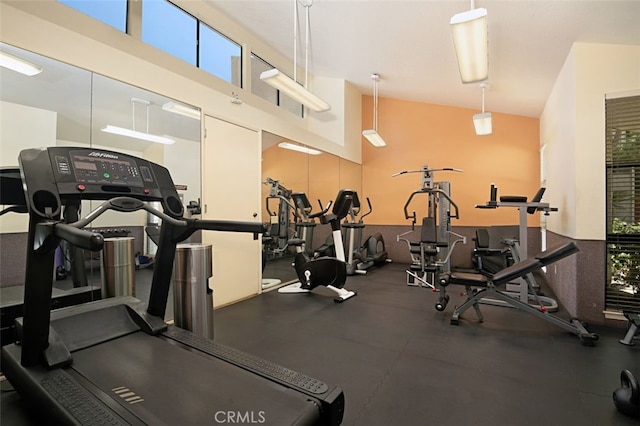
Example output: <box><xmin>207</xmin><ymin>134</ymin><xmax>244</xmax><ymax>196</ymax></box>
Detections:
<box><xmin>362</xmin><ymin>96</ymin><xmax>541</xmax><ymax>227</ymax></box>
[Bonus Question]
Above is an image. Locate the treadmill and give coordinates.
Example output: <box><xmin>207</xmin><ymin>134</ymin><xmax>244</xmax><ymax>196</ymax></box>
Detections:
<box><xmin>1</xmin><ymin>147</ymin><xmax>344</xmax><ymax>425</ymax></box>
<box><xmin>0</xmin><ymin>167</ymin><xmax>101</xmax><ymax>346</ymax></box>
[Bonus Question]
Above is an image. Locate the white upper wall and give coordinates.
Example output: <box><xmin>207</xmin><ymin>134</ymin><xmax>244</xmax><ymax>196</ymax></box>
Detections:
<box><xmin>541</xmin><ymin>42</ymin><xmax>640</xmax><ymax>240</ymax></box>
<box><xmin>0</xmin><ymin>0</ymin><xmax>362</xmax><ymax>163</ymax></box>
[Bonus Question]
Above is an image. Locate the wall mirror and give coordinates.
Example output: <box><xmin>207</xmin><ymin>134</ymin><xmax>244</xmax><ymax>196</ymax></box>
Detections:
<box><xmin>260</xmin><ymin>132</ymin><xmax>362</xmax><ymax>287</ymax></box>
<box><xmin>0</xmin><ymin>42</ymin><xmax>201</xmax><ymax>314</ymax></box>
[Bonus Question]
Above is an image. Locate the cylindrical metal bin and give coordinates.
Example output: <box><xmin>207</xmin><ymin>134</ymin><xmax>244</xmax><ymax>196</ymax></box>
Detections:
<box><xmin>172</xmin><ymin>243</ymin><xmax>214</xmax><ymax>340</ymax></box>
<box><xmin>100</xmin><ymin>237</ymin><xmax>135</xmax><ymax>298</ymax></box>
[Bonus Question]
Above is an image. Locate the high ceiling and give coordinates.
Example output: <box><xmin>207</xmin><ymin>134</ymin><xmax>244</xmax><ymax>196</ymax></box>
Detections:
<box><xmin>207</xmin><ymin>0</ymin><xmax>640</xmax><ymax>118</ymax></box>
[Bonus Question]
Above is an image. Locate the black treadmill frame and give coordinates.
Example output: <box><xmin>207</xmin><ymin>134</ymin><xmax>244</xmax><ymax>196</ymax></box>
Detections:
<box><xmin>1</xmin><ymin>147</ymin><xmax>344</xmax><ymax>425</ymax></box>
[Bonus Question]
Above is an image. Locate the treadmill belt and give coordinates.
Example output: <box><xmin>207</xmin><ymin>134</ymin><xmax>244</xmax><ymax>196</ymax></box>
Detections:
<box><xmin>71</xmin><ymin>332</ymin><xmax>320</xmax><ymax>425</ymax></box>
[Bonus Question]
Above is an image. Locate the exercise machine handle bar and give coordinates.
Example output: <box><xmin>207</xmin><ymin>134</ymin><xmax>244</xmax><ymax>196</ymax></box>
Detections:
<box><xmin>309</xmin><ymin>200</ymin><xmax>333</xmax><ymax>219</ymax></box>
<box><xmin>265</xmin><ymin>194</ymin><xmax>296</xmax><ymax>218</ymax></box>
<box><xmin>403</xmin><ymin>189</ymin><xmax>460</xmax><ymax>228</ymax></box>
<box><xmin>21</xmin><ymin>195</ymin><xmax>267</xmax><ymax>366</ymax></box>
<box><xmin>36</xmin><ymin>196</ymin><xmax>267</xmax><ymax>254</ymax></box>
<box><xmin>77</xmin><ymin>196</ymin><xmax>265</xmax><ymax>239</ymax></box>
<box><xmin>392</xmin><ymin>167</ymin><xmax>463</xmax><ymax>177</ymax></box>
<box><xmin>360</xmin><ymin>197</ymin><xmax>373</xmax><ymax>221</ymax></box>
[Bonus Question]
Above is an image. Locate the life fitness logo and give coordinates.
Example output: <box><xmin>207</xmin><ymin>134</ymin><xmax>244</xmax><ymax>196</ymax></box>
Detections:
<box><xmin>214</xmin><ymin>411</ymin><xmax>266</xmax><ymax>424</ymax></box>
<box><xmin>88</xmin><ymin>151</ymin><xmax>119</xmax><ymax>160</ymax></box>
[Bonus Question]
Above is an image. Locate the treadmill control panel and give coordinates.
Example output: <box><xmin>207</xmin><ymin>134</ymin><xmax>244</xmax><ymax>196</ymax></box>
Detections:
<box><xmin>19</xmin><ymin>147</ymin><xmax>182</xmax><ymax>217</ymax></box>
<box><xmin>58</xmin><ymin>150</ymin><xmax>149</xmax><ymax>187</ymax></box>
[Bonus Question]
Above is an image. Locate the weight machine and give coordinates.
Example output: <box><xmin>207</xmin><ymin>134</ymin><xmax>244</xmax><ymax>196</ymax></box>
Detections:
<box><xmin>475</xmin><ymin>185</ymin><xmax>559</xmax><ymax>310</ymax></box>
<box><xmin>394</xmin><ymin>166</ymin><xmax>466</xmax><ymax>308</ymax></box>
<box><xmin>263</xmin><ymin>177</ymin><xmax>295</xmax><ymax>257</ymax></box>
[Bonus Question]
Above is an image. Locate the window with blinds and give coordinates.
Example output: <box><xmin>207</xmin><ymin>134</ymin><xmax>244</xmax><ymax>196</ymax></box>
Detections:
<box><xmin>606</xmin><ymin>94</ymin><xmax>640</xmax><ymax>313</ymax></box>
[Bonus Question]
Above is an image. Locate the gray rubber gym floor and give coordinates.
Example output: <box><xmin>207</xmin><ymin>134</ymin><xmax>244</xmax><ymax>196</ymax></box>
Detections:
<box><xmin>1</xmin><ymin>263</ymin><xmax>638</xmax><ymax>425</ymax></box>
<box><xmin>214</xmin><ymin>262</ymin><xmax>639</xmax><ymax>426</ymax></box>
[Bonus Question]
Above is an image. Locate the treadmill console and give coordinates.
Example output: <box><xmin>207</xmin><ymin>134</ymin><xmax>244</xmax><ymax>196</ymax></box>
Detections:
<box><xmin>54</xmin><ymin>150</ymin><xmax>152</xmax><ymax>191</ymax></box>
<box><xmin>19</xmin><ymin>147</ymin><xmax>183</xmax><ymax>219</ymax></box>
<box><xmin>56</xmin><ymin>151</ymin><xmax>149</xmax><ymax>187</ymax></box>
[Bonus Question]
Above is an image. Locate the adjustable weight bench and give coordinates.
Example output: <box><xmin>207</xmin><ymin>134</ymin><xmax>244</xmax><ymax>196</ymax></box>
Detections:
<box><xmin>441</xmin><ymin>242</ymin><xmax>599</xmax><ymax>346</ymax></box>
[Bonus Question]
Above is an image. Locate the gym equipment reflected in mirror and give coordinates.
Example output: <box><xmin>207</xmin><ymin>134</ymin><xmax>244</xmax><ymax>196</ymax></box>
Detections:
<box><xmin>260</xmin><ymin>131</ymin><xmax>362</xmax><ymax>288</ymax></box>
<box><xmin>0</xmin><ymin>42</ymin><xmax>201</xmax><ymax>323</ymax></box>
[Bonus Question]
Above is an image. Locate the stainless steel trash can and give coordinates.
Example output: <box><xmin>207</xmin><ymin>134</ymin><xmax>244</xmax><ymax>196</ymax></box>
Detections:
<box><xmin>100</xmin><ymin>237</ymin><xmax>135</xmax><ymax>298</ymax></box>
<box><xmin>173</xmin><ymin>243</ymin><xmax>214</xmax><ymax>340</ymax></box>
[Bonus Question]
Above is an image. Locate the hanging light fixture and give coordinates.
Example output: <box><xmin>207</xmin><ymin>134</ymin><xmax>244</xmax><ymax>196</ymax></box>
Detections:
<box><xmin>450</xmin><ymin>2</ymin><xmax>488</xmax><ymax>84</ymax></box>
<box><xmin>473</xmin><ymin>82</ymin><xmax>492</xmax><ymax>135</ymax></box>
<box><xmin>0</xmin><ymin>50</ymin><xmax>42</xmax><ymax>76</ymax></box>
<box><xmin>162</xmin><ymin>101</ymin><xmax>200</xmax><ymax>120</ymax></box>
<box><xmin>362</xmin><ymin>74</ymin><xmax>387</xmax><ymax>147</ymax></box>
<box><xmin>278</xmin><ymin>141</ymin><xmax>322</xmax><ymax>155</ymax></box>
<box><xmin>260</xmin><ymin>0</ymin><xmax>330</xmax><ymax>113</ymax></box>
<box><xmin>102</xmin><ymin>98</ymin><xmax>175</xmax><ymax>145</ymax></box>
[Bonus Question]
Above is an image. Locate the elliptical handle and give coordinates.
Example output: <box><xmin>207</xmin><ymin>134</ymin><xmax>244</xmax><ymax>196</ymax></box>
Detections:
<box><xmin>310</xmin><ymin>200</ymin><xmax>332</xmax><ymax>219</ymax></box>
<box><xmin>360</xmin><ymin>197</ymin><xmax>373</xmax><ymax>220</ymax></box>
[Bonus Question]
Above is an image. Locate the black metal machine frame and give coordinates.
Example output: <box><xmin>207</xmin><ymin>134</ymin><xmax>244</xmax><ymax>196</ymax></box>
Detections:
<box><xmin>1</xmin><ymin>147</ymin><xmax>345</xmax><ymax>425</ymax></box>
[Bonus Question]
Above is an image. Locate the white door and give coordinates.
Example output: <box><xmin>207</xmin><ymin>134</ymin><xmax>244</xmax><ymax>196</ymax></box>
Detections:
<box><xmin>202</xmin><ymin>115</ymin><xmax>261</xmax><ymax>307</ymax></box>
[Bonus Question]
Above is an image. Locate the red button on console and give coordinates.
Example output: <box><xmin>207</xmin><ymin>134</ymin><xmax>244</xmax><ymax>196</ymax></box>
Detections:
<box><xmin>77</xmin><ymin>184</ymin><xmax>86</xmax><ymax>191</ymax></box>
<box><xmin>144</xmin><ymin>188</ymin><xmax>150</xmax><ymax>194</ymax></box>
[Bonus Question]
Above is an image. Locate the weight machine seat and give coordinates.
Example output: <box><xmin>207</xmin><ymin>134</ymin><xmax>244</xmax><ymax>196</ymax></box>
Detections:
<box><xmin>447</xmin><ymin>271</ymin><xmax>488</xmax><ymax>287</ymax></box>
<box><xmin>449</xmin><ymin>242</ymin><xmax>579</xmax><ymax>288</ymax></box>
<box><xmin>473</xmin><ymin>229</ymin><xmax>504</xmax><ymax>255</ymax></box>
<box><xmin>448</xmin><ymin>258</ymin><xmax>540</xmax><ymax>287</ymax></box>
<box><xmin>409</xmin><ymin>243</ymin><xmax>437</xmax><ymax>256</ymax></box>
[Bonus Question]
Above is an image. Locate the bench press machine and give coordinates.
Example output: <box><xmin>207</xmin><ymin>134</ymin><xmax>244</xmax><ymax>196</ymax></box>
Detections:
<box><xmin>439</xmin><ymin>242</ymin><xmax>599</xmax><ymax>346</ymax></box>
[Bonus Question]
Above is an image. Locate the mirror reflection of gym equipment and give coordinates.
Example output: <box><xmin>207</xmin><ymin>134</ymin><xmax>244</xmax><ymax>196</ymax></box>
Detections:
<box><xmin>342</xmin><ymin>192</ymin><xmax>391</xmax><ymax>275</ymax></box>
<box><xmin>1</xmin><ymin>147</ymin><xmax>344</xmax><ymax>425</ymax></box>
<box><xmin>261</xmin><ymin>177</ymin><xmax>297</xmax><ymax>289</ymax></box>
<box><xmin>0</xmin><ymin>42</ymin><xmax>203</xmax><ymax>332</ymax></box>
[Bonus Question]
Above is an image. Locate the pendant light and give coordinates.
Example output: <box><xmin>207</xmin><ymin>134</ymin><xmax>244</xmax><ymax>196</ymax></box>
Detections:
<box><xmin>362</xmin><ymin>74</ymin><xmax>387</xmax><ymax>147</ymax></box>
<box><xmin>260</xmin><ymin>0</ymin><xmax>330</xmax><ymax>113</ymax></box>
<box><xmin>102</xmin><ymin>98</ymin><xmax>175</xmax><ymax>145</ymax></box>
<box><xmin>450</xmin><ymin>1</ymin><xmax>488</xmax><ymax>84</ymax></box>
<box><xmin>473</xmin><ymin>82</ymin><xmax>492</xmax><ymax>135</ymax></box>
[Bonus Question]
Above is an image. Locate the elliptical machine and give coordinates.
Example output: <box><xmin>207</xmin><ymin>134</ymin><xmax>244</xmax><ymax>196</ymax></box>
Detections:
<box><xmin>291</xmin><ymin>192</ymin><xmax>317</xmax><ymax>256</ymax></box>
<box><xmin>278</xmin><ymin>190</ymin><xmax>357</xmax><ymax>303</ymax></box>
<box><xmin>342</xmin><ymin>192</ymin><xmax>390</xmax><ymax>275</ymax></box>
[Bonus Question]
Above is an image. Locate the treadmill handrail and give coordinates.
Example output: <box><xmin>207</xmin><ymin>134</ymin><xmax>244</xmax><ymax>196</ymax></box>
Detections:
<box><xmin>75</xmin><ymin>197</ymin><xmax>187</xmax><ymax>229</ymax></box>
<box><xmin>51</xmin><ymin>222</ymin><xmax>104</xmax><ymax>252</ymax></box>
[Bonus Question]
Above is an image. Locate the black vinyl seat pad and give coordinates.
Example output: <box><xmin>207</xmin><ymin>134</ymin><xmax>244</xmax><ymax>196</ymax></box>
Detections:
<box><xmin>450</xmin><ymin>242</ymin><xmax>578</xmax><ymax>287</ymax></box>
